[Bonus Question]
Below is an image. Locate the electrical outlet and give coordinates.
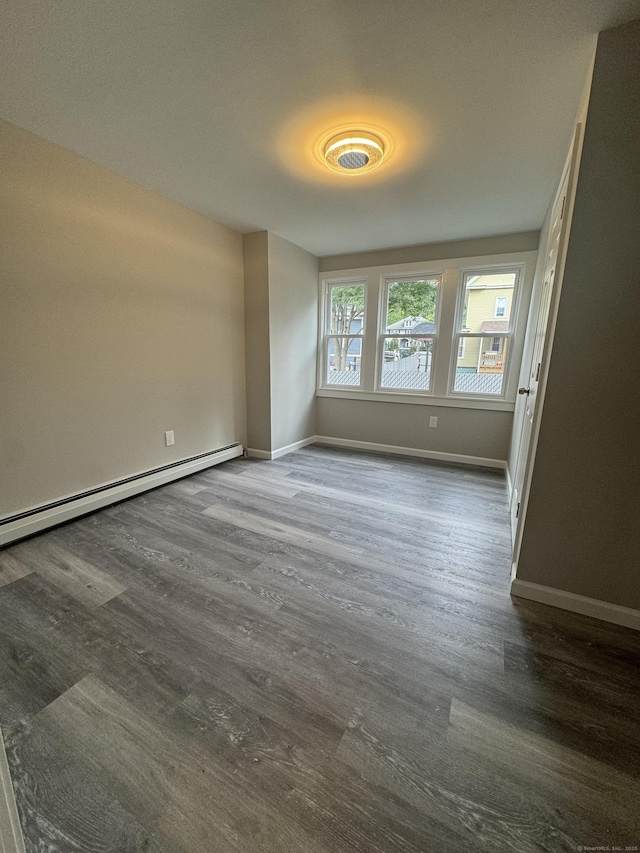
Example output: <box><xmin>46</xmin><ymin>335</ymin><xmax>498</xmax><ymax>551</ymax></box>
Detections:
<box><xmin>429</xmin><ymin>416</ymin><xmax>438</xmax><ymax>428</ymax></box>
<box><xmin>165</xmin><ymin>430</ymin><xmax>175</xmax><ymax>446</ymax></box>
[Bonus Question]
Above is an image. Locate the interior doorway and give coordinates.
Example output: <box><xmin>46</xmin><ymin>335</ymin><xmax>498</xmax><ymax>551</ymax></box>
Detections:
<box><xmin>510</xmin><ymin>125</ymin><xmax>584</xmax><ymax>568</ymax></box>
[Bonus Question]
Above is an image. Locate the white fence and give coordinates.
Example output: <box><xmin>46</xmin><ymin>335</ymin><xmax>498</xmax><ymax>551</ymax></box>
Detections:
<box><xmin>327</xmin><ymin>369</ymin><xmax>361</xmax><ymax>386</ymax></box>
<box><xmin>327</xmin><ymin>367</ymin><xmax>504</xmax><ymax>395</ymax></box>
<box><xmin>453</xmin><ymin>372</ymin><xmax>503</xmax><ymax>394</ymax></box>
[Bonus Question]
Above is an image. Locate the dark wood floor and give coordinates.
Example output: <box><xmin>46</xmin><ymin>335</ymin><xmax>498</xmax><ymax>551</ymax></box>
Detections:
<box><xmin>0</xmin><ymin>445</ymin><xmax>639</xmax><ymax>852</ymax></box>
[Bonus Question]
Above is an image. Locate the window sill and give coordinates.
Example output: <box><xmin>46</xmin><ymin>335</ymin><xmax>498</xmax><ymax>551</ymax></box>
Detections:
<box><xmin>315</xmin><ymin>387</ymin><xmax>515</xmax><ymax>412</ymax></box>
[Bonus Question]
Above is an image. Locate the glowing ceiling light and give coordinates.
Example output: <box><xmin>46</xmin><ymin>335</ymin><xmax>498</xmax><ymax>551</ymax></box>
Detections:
<box><xmin>323</xmin><ymin>132</ymin><xmax>385</xmax><ymax>175</ymax></box>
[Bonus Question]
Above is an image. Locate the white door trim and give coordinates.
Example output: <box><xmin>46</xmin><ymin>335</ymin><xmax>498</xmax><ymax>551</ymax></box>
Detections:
<box><xmin>511</xmin><ymin>123</ymin><xmax>585</xmax><ymax>568</ymax></box>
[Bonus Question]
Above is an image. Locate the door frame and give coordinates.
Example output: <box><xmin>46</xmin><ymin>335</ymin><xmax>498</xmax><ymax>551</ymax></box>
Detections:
<box><xmin>510</xmin><ymin>123</ymin><xmax>585</xmax><ymax>578</ymax></box>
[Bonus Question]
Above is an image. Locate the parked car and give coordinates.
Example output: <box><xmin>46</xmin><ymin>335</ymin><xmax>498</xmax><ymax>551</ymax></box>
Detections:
<box><xmin>384</xmin><ymin>350</ymin><xmax>399</xmax><ymax>361</ymax></box>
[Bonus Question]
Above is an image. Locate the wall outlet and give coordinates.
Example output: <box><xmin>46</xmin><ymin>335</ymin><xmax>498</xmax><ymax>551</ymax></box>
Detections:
<box><xmin>429</xmin><ymin>416</ymin><xmax>438</xmax><ymax>428</ymax></box>
<box><xmin>165</xmin><ymin>430</ymin><xmax>175</xmax><ymax>446</ymax></box>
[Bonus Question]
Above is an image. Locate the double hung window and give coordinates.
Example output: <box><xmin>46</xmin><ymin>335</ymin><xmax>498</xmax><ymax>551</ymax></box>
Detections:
<box><xmin>450</xmin><ymin>271</ymin><xmax>518</xmax><ymax>397</ymax></box>
<box><xmin>379</xmin><ymin>277</ymin><xmax>440</xmax><ymax>393</ymax></box>
<box><xmin>323</xmin><ymin>281</ymin><xmax>365</xmax><ymax>387</ymax></box>
<box><xmin>319</xmin><ymin>257</ymin><xmax>529</xmax><ymax>406</ymax></box>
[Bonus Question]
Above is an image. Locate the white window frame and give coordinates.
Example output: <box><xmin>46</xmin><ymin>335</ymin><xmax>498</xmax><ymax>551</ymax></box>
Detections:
<box><xmin>317</xmin><ymin>252</ymin><xmax>535</xmax><ymax>411</ymax></box>
<box><xmin>448</xmin><ymin>264</ymin><xmax>524</xmax><ymax>400</ymax></box>
<box><xmin>320</xmin><ymin>278</ymin><xmax>367</xmax><ymax>389</ymax></box>
<box><xmin>375</xmin><ymin>275</ymin><xmax>442</xmax><ymax>395</ymax></box>
<box><xmin>494</xmin><ymin>296</ymin><xmax>508</xmax><ymax>318</ymax></box>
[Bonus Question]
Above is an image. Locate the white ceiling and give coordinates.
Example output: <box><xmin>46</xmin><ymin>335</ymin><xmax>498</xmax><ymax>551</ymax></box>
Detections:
<box><xmin>1</xmin><ymin>0</ymin><xmax>639</xmax><ymax>257</ymax></box>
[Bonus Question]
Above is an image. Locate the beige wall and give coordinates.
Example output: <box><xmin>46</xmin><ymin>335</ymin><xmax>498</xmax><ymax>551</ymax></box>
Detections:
<box><xmin>1</xmin><ymin>119</ymin><xmax>246</xmax><ymax>516</ymax></box>
<box><xmin>316</xmin><ymin>398</ymin><xmax>512</xmax><ymax>461</ymax></box>
<box><xmin>516</xmin><ymin>19</ymin><xmax>640</xmax><ymax>609</ymax></box>
<box><xmin>243</xmin><ymin>231</ymin><xmax>318</xmax><ymax>454</ymax></box>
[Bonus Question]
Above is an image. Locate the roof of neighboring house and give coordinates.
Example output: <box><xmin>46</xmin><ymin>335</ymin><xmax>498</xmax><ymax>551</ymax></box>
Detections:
<box><xmin>411</xmin><ymin>321</ymin><xmax>436</xmax><ymax>335</ymax></box>
<box><xmin>386</xmin><ymin>316</ymin><xmax>426</xmax><ymax>331</ymax></box>
<box><xmin>480</xmin><ymin>320</ymin><xmax>509</xmax><ymax>333</ymax></box>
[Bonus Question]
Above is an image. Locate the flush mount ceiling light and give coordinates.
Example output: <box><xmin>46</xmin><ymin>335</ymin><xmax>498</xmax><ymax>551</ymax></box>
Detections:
<box><xmin>323</xmin><ymin>132</ymin><xmax>385</xmax><ymax>175</ymax></box>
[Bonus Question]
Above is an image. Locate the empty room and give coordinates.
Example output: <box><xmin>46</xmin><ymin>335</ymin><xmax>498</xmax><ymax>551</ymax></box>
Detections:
<box><xmin>1</xmin><ymin>1</ymin><xmax>639</xmax><ymax>851</ymax></box>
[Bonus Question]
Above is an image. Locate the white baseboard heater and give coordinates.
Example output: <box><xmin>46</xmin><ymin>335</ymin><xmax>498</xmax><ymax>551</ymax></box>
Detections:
<box><xmin>0</xmin><ymin>443</ymin><xmax>244</xmax><ymax>547</ymax></box>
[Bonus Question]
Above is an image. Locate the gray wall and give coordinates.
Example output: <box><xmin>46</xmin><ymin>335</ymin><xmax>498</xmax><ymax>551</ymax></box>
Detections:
<box><xmin>243</xmin><ymin>231</ymin><xmax>272</xmax><ymax>452</ymax></box>
<box><xmin>267</xmin><ymin>233</ymin><xmax>318</xmax><ymax>451</ymax></box>
<box><xmin>320</xmin><ymin>231</ymin><xmax>540</xmax><ymax>273</ymax></box>
<box><xmin>508</xmin><ymin>51</ymin><xmax>593</xmax><ymax>479</ymax></box>
<box><xmin>243</xmin><ymin>231</ymin><xmax>318</xmax><ymax>454</ymax></box>
<box><xmin>0</xmin><ymin>119</ymin><xmax>246</xmax><ymax>516</ymax></box>
<box><xmin>316</xmin><ymin>399</ymin><xmax>513</xmax><ymax>461</ymax></box>
<box><xmin>516</xmin><ymin>19</ymin><xmax>640</xmax><ymax>609</ymax></box>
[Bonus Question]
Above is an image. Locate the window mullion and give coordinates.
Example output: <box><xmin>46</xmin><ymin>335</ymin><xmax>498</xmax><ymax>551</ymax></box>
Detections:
<box><xmin>433</xmin><ymin>267</ymin><xmax>457</xmax><ymax>397</ymax></box>
<box><xmin>359</xmin><ymin>273</ymin><xmax>379</xmax><ymax>392</ymax></box>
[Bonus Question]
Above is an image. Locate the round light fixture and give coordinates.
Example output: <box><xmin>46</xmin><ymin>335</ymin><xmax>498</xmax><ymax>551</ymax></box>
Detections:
<box><xmin>323</xmin><ymin>132</ymin><xmax>385</xmax><ymax>175</ymax></box>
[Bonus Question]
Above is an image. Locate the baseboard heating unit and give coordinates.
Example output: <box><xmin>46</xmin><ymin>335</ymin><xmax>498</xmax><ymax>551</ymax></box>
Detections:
<box><xmin>0</xmin><ymin>443</ymin><xmax>244</xmax><ymax>547</ymax></box>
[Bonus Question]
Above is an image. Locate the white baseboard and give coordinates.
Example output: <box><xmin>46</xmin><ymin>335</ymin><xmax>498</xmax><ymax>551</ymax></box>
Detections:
<box><xmin>510</xmin><ymin>578</ymin><xmax>640</xmax><ymax>631</ymax></box>
<box><xmin>314</xmin><ymin>435</ymin><xmax>506</xmax><ymax>470</ymax></box>
<box><xmin>247</xmin><ymin>435</ymin><xmax>506</xmax><ymax>470</ymax></box>
<box><xmin>0</xmin><ymin>726</ymin><xmax>26</xmax><ymax>853</ymax></box>
<box><xmin>271</xmin><ymin>436</ymin><xmax>316</xmax><ymax>459</ymax></box>
<box><xmin>245</xmin><ymin>448</ymin><xmax>272</xmax><ymax>460</ymax></box>
<box><xmin>0</xmin><ymin>444</ymin><xmax>244</xmax><ymax>547</ymax></box>
<box><xmin>246</xmin><ymin>436</ymin><xmax>316</xmax><ymax>461</ymax></box>
<box><xmin>510</xmin><ymin>561</ymin><xmax>518</xmax><ymax>583</ymax></box>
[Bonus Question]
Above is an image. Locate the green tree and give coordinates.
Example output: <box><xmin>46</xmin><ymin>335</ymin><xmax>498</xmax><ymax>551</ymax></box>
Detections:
<box><xmin>386</xmin><ymin>280</ymin><xmax>438</xmax><ymax>326</ymax></box>
<box><xmin>330</xmin><ymin>285</ymin><xmax>364</xmax><ymax>370</ymax></box>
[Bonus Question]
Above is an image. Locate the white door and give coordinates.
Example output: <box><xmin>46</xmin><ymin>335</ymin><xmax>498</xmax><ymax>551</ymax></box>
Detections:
<box><xmin>509</xmin><ymin>126</ymin><xmax>583</xmax><ymax>559</ymax></box>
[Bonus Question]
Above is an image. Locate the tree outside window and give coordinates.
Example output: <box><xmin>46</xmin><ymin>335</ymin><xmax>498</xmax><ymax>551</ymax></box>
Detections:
<box><xmin>330</xmin><ymin>285</ymin><xmax>364</xmax><ymax>371</ymax></box>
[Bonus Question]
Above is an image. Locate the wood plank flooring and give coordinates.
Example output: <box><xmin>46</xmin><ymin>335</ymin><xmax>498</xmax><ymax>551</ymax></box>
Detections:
<box><xmin>0</xmin><ymin>445</ymin><xmax>639</xmax><ymax>852</ymax></box>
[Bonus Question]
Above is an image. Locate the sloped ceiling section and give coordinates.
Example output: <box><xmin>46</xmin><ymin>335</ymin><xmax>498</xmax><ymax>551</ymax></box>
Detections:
<box><xmin>1</xmin><ymin>0</ymin><xmax>639</xmax><ymax>256</ymax></box>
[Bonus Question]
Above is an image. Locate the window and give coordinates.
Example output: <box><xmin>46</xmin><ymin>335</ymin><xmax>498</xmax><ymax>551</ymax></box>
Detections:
<box><xmin>380</xmin><ymin>277</ymin><xmax>440</xmax><ymax>392</ymax></box>
<box><xmin>319</xmin><ymin>257</ymin><xmax>528</xmax><ymax>406</ymax></box>
<box><xmin>323</xmin><ymin>281</ymin><xmax>365</xmax><ymax>387</ymax></box>
<box><xmin>451</xmin><ymin>271</ymin><xmax>518</xmax><ymax>397</ymax></box>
